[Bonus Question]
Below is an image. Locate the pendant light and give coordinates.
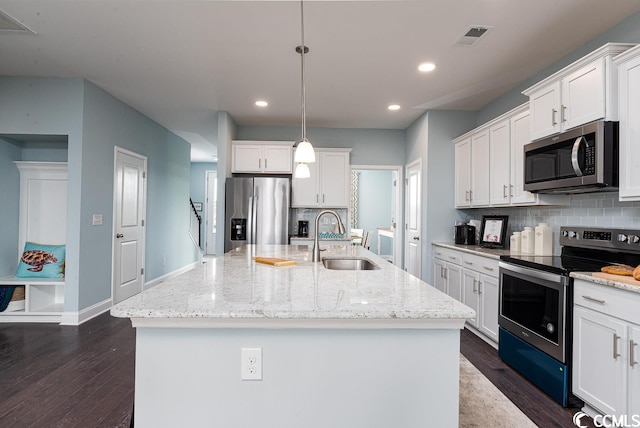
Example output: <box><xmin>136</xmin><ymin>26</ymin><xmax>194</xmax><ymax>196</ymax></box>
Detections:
<box><xmin>294</xmin><ymin>0</ymin><xmax>316</xmax><ymax>178</ymax></box>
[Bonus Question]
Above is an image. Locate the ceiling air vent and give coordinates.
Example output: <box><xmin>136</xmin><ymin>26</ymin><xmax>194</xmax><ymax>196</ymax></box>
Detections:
<box><xmin>0</xmin><ymin>9</ymin><xmax>35</xmax><ymax>34</ymax></box>
<box><xmin>455</xmin><ymin>25</ymin><xmax>492</xmax><ymax>47</ymax></box>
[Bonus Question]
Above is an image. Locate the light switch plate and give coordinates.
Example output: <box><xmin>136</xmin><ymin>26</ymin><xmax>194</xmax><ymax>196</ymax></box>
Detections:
<box><xmin>92</xmin><ymin>214</ymin><xmax>103</xmax><ymax>226</ymax></box>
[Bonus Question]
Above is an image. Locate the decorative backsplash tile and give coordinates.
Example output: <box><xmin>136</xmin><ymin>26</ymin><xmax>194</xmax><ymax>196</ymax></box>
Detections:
<box><xmin>460</xmin><ymin>193</ymin><xmax>640</xmax><ymax>254</ymax></box>
<box><xmin>291</xmin><ymin>208</ymin><xmax>348</xmax><ymax>236</ymax></box>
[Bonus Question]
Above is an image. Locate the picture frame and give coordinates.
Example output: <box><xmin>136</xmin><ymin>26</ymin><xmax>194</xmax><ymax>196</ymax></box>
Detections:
<box><xmin>479</xmin><ymin>215</ymin><xmax>509</xmax><ymax>248</ymax></box>
<box><xmin>193</xmin><ymin>202</ymin><xmax>203</xmax><ymax>211</ymax></box>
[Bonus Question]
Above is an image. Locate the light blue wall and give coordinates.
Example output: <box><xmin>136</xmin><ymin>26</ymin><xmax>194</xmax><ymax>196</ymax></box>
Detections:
<box><xmin>354</xmin><ymin>169</ymin><xmax>393</xmax><ymax>254</ymax></box>
<box><xmin>81</xmin><ymin>81</ymin><xmax>195</xmax><ymax>308</ymax></box>
<box><xmin>0</xmin><ymin>77</ymin><xmax>84</xmax><ymax>309</ymax></box>
<box><xmin>21</xmin><ymin>141</ymin><xmax>69</xmax><ymax>162</ymax></box>
<box><xmin>0</xmin><ymin>137</ymin><xmax>22</xmax><ymax>276</ymax></box>
<box><xmin>0</xmin><ymin>77</ymin><xmax>195</xmax><ymax>312</ymax></box>
<box><xmin>406</xmin><ymin>110</ymin><xmax>476</xmax><ymax>281</ymax></box>
<box><xmin>236</xmin><ymin>126</ymin><xmax>406</xmax><ymax>166</ymax></box>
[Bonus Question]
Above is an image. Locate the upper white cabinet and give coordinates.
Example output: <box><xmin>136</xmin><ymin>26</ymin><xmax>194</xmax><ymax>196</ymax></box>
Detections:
<box><xmin>292</xmin><ymin>149</ymin><xmax>351</xmax><ymax>208</ymax></box>
<box><xmin>454</xmin><ymin>131</ymin><xmax>489</xmax><ymax>208</ymax></box>
<box><xmin>523</xmin><ymin>43</ymin><xmax>636</xmax><ymax>141</ymax></box>
<box><xmin>614</xmin><ymin>45</ymin><xmax>640</xmax><ymax>202</ymax></box>
<box><xmin>454</xmin><ymin>104</ymin><xmax>567</xmax><ymax>209</ymax></box>
<box><xmin>231</xmin><ymin>141</ymin><xmax>294</xmax><ymax>174</ymax></box>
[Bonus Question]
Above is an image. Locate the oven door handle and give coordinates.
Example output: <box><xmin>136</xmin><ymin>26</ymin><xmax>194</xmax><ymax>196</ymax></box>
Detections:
<box><xmin>499</xmin><ymin>262</ymin><xmax>569</xmax><ymax>286</ymax></box>
<box><xmin>571</xmin><ymin>136</ymin><xmax>585</xmax><ymax>177</ymax></box>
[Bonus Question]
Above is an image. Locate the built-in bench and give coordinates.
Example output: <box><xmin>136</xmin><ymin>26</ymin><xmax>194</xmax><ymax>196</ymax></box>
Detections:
<box><xmin>0</xmin><ymin>276</ymin><xmax>64</xmax><ymax>323</ymax></box>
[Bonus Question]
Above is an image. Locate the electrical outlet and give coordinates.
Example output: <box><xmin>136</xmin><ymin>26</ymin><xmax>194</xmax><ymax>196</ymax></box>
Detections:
<box><xmin>241</xmin><ymin>347</ymin><xmax>262</xmax><ymax>381</ymax></box>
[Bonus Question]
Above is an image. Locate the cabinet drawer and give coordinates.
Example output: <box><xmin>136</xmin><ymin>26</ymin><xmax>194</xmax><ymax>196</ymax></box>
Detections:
<box><xmin>432</xmin><ymin>247</ymin><xmax>461</xmax><ymax>264</ymax></box>
<box><xmin>574</xmin><ymin>279</ymin><xmax>640</xmax><ymax>325</ymax></box>
<box><xmin>462</xmin><ymin>253</ymin><xmax>499</xmax><ymax>277</ymax></box>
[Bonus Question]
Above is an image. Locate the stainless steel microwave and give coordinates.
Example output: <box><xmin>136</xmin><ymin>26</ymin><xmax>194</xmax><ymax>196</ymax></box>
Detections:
<box><xmin>523</xmin><ymin>120</ymin><xmax>618</xmax><ymax>194</ymax></box>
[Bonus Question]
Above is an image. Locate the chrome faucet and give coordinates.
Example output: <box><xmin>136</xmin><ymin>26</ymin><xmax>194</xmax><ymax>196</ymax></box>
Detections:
<box><xmin>312</xmin><ymin>210</ymin><xmax>346</xmax><ymax>262</ymax></box>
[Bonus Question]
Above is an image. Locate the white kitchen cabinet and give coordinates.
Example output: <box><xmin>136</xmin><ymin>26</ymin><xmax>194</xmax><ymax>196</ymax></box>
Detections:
<box><xmin>432</xmin><ymin>245</ymin><xmax>499</xmax><ymax>344</ymax></box>
<box><xmin>231</xmin><ymin>141</ymin><xmax>293</xmax><ymax>174</ymax></box>
<box><xmin>432</xmin><ymin>247</ymin><xmax>462</xmax><ymax>300</ymax></box>
<box><xmin>454</xmin><ymin>138</ymin><xmax>471</xmax><ymax>207</ymax></box>
<box><xmin>573</xmin><ymin>279</ymin><xmax>640</xmax><ymax>418</ymax></box>
<box><xmin>509</xmin><ymin>108</ymin><xmax>537</xmax><ymax>205</ymax></box>
<box><xmin>489</xmin><ymin>119</ymin><xmax>510</xmax><ymax>205</ymax></box>
<box><xmin>614</xmin><ymin>45</ymin><xmax>640</xmax><ymax>202</ymax></box>
<box><xmin>523</xmin><ymin>43</ymin><xmax>635</xmax><ymax>141</ymax></box>
<box><xmin>454</xmin><ymin>130</ymin><xmax>489</xmax><ymax>208</ymax></box>
<box><xmin>461</xmin><ymin>253</ymin><xmax>499</xmax><ymax>343</ymax></box>
<box><xmin>291</xmin><ymin>149</ymin><xmax>351</xmax><ymax>208</ymax></box>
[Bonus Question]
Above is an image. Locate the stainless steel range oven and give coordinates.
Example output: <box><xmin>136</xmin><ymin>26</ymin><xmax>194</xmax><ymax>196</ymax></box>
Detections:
<box><xmin>498</xmin><ymin>226</ymin><xmax>640</xmax><ymax>407</ymax></box>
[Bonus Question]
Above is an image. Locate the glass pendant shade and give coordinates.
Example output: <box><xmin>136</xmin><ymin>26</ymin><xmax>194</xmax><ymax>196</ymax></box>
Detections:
<box><xmin>294</xmin><ymin>162</ymin><xmax>311</xmax><ymax>178</ymax></box>
<box><xmin>294</xmin><ymin>138</ymin><xmax>315</xmax><ymax>163</ymax></box>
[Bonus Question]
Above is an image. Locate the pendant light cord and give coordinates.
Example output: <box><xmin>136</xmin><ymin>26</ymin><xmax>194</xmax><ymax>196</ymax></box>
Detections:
<box><xmin>300</xmin><ymin>0</ymin><xmax>307</xmax><ymax>142</ymax></box>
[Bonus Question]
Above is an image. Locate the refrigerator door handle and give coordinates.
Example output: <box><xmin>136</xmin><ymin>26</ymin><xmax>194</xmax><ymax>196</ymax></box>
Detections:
<box><xmin>246</xmin><ymin>197</ymin><xmax>254</xmax><ymax>244</ymax></box>
<box><xmin>251</xmin><ymin>196</ymin><xmax>258</xmax><ymax>244</ymax></box>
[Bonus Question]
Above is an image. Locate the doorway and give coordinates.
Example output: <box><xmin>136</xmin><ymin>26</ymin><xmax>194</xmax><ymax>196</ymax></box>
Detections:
<box><xmin>350</xmin><ymin>165</ymin><xmax>403</xmax><ymax>266</ymax></box>
<box><xmin>205</xmin><ymin>170</ymin><xmax>217</xmax><ymax>255</ymax></box>
<box><xmin>112</xmin><ymin>147</ymin><xmax>147</xmax><ymax>304</ymax></box>
<box><xmin>405</xmin><ymin>159</ymin><xmax>421</xmax><ymax>278</ymax></box>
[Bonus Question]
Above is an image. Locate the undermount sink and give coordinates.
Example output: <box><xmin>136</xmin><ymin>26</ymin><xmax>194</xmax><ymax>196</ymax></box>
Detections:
<box><xmin>322</xmin><ymin>257</ymin><xmax>380</xmax><ymax>271</ymax></box>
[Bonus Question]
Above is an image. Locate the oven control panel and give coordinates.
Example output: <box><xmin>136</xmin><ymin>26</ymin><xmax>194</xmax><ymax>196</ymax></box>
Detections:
<box><xmin>560</xmin><ymin>226</ymin><xmax>640</xmax><ymax>252</ymax></box>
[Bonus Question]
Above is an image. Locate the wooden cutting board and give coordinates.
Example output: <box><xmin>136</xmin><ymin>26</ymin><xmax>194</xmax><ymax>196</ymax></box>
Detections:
<box><xmin>253</xmin><ymin>257</ymin><xmax>297</xmax><ymax>267</ymax></box>
<box><xmin>592</xmin><ymin>272</ymin><xmax>640</xmax><ymax>287</ymax></box>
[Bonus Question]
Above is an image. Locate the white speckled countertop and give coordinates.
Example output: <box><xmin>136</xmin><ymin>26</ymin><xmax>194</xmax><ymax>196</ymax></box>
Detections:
<box><xmin>110</xmin><ymin>244</ymin><xmax>475</xmax><ymax>327</ymax></box>
<box><xmin>432</xmin><ymin>242</ymin><xmax>511</xmax><ymax>260</ymax></box>
<box><xmin>571</xmin><ymin>272</ymin><xmax>640</xmax><ymax>294</ymax></box>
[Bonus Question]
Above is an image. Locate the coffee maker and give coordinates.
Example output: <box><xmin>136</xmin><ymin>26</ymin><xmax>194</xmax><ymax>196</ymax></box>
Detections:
<box><xmin>298</xmin><ymin>220</ymin><xmax>309</xmax><ymax>237</ymax></box>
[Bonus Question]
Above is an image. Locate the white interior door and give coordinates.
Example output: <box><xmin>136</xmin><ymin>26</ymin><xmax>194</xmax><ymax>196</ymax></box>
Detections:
<box><xmin>405</xmin><ymin>160</ymin><xmax>421</xmax><ymax>278</ymax></box>
<box><xmin>112</xmin><ymin>147</ymin><xmax>147</xmax><ymax>304</ymax></box>
<box><xmin>205</xmin><ymin>170</ymin><xmax>217</xmax><ymax>255</ymax></box>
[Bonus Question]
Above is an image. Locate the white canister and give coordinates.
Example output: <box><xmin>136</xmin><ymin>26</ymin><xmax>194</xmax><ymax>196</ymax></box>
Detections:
<box><xmin>521</xmin><ymin>227</ymin><xmax>535</xmax><ymax>254</ymax></box>
<box><xmin>510</xmin><ymin>232</ymin><xmax>521</xmax><ymax>254</ymax></box>
<box><xmin>535</xmin><ymin>222</ymin><xmax>553</xmax><ymax>256</ymax></box>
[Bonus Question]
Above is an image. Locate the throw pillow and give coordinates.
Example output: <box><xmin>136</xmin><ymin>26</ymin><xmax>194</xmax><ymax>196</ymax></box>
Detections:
<box><xmin>15</xmin><ymin>242</ymin><xmax>66</xmax><ymax>278</ymax></box>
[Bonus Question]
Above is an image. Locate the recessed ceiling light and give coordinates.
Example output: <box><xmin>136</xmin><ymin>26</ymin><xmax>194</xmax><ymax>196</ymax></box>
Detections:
<box><xmin>388</xmin><ymin>104</ymin><xmax>401</xmax><ymax>111</ymax></box>
<box><xmin>418</xmin><ymin>62</ymin><xmax>436</xmax><ymax>72</ymax></box>
<box><xmin>255</xmin><ymin>100</ymin><xmax>268</xmax><ymax>107</ymax></box>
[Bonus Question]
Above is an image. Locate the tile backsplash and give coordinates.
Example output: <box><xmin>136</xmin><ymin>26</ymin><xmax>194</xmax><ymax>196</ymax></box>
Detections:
<box><xmin>460</xmin><ymin>193</ymin><xmax>640</xmax><ymax>254</ymax></box>
<box><xmin>290</xmin><ymin>208</ymin><xmax>349</xmax><ymax>236</ymax></box>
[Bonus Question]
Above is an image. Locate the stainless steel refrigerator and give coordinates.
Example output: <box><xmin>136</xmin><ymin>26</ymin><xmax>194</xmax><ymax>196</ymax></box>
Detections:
<box><xmin>224</xmin><ymin>177</ymin><xmax>290</xmax><ymax>252</ymax></box>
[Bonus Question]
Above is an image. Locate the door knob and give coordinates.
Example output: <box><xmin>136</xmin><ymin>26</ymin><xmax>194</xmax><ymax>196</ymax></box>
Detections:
<box><xmin>116</xmin><ymin>233</ymin><xmax>124</xmax><ymax>238</ymax></box>
<box><xmin>413</xmin><ymin>236</ymin><xmax>420</xmax><ymax>240</ymax></box>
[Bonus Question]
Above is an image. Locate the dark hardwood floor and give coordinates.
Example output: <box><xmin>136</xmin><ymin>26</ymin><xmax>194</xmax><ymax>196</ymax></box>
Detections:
<box><xmin>1</xmin><ymin>313</ymin><xmax>596</xmax><ymax>427</ymax></box>
<box><xmin>0</xmin><ymin>313</ymin><xmax>135</xmax><ymax>428</ymax></box>
<box><xmin>461</xmin><ymin>327</ymin><xmax>596</xmax><ymax>428</ymax></box>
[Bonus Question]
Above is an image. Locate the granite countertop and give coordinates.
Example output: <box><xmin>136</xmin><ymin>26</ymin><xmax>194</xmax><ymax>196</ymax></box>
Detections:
<box><xmin>290</xmin><ymin>236</ymin><xmax>353</xmax><ymax>241</ymax></box>
<box><xmin>110</xmin><ymin>244</ymin><xmax>475</xmax><ymax>326</ymax></box>
<box><xmin>432</xmin><ymin>242</ymin><xmax>511</xmax><ymax>260</ymax></box>
<box><xmin>571</xmin><ymin>272</ymin><xmax>640</xmax><ymax>295</ymax></box>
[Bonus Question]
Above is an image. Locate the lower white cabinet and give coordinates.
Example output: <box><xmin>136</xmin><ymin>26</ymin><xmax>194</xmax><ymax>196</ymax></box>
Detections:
<box><xmin>432</xmin><ymin>245</ymin><xmax>499</xmax><ymax>343</ymax></box>
<box><xmin>573</xmin><ymin>279</ymin><xmax>640</xmax><ymax>418</ymax></box>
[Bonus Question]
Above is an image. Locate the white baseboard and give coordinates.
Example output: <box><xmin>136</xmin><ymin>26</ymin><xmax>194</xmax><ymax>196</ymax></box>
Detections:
<box><xmin>61</xmin><ymin>298</ymin><xmax>112</xmax><ymax>326</ymax></box>
<box><xmin>144</xmin><ymin>262</ymin><xmax>198</xmax><ymax>290</ymax></box>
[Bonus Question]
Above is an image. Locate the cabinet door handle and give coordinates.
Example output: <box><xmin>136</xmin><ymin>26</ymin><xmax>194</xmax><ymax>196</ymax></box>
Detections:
<box><xmin>465</xmin><ymin>190</ymin><xmax>469</xmax><ymax>201</ymax></box>
<box><xmin>443</xmin><ymin>268</ymin><xmax>447</xmax><ymax>280</ymax></box>
<box><xmin>510</xmin><ymin>184</ymin><xmax>514</xmax><ymax>197</ymax></box>
<box><xmin>316</xmin><ymin>194</ymin><xmax>319</xmax><ymax>203</ymax></box>
<box><xmin>613</xmin><ymin>334</ymin><xmax>621</xmax><ymax>359</ymax></box>
<box><xmin>631</xmin><ymin>340</ymin><xmax>638</xmax><ymax>367</ymax></box>
<box><xmin>561</xmin><ymin>105</ymin><xmax>567</xmax><ymax>123</ymax></box>
<box><xmin>503</xmin><ymin>184</ymin><xmax>508</xmax><ymax>199</ymax></box>
<box><xmin>483</xmin><ymin>266</ymin><xmax>494</xmax><ymax>272</ymax></box>
<box><xmin>582</xmin><ymin>295</ymin><xmax>606</xmax><ymax>305</ymax></box>
<box><xmin>449</xmin><ymin>256</ymin><xmax>457</xmax><ymax>260</ymax></box>
<box><xmin>472</xmin><ymin>279</ymin><xmax>478</xmax><ymax>293</ymax></box>
<box><xmin>469</xmin><ymin>190</ymin><xmax>473</xmax><ymax>201</ymax></box>
<box><xmin>551</xmin><ymin>108</ymin><xmax>557</xmax><ymax>126</ymax></box>
<box><xmin>323</xmin><ymin>194</ymin><xmax>325</xmax><ymax>203</ymax></box>
<box><xmin>478</xmin><ymin>281</ymin><xmax>483</xmax><ymax>294</ymax></box>
<box><xmin>464</xmin><ymin>261</ymin><xmax>473</xmax><ymax>265</ymax></box>
<box><xmin>265</xmin><ymin>159</ymin><xmax>268</xmax><ymax>169</ymax></box>
<box><xmin>259</xmin><ymin>158</ymin><xmax>262</xmax><ymax>169</ymax></box>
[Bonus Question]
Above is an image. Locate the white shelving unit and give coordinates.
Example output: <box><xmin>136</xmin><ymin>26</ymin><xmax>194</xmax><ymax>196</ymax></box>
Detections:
<box><xmin>0</xmin><ymin>277</ymin><xmax>64</xmax><ymax>322</ymax></box>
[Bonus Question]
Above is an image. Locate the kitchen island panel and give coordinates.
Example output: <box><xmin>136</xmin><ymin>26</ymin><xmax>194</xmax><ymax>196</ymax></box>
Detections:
<box><xmin>134</xmin><ymin>326</ymin><xmax>460</xmax><ymax>428</ymax></box>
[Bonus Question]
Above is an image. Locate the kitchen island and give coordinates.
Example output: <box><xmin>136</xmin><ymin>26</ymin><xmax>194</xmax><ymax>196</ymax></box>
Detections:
<box><xmin>111</xmin><ymin>244</ymin><xmax>474</xmax><ymax>428</ymax></box>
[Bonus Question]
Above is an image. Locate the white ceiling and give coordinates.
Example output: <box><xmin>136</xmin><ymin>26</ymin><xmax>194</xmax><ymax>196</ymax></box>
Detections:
<box><xmin>2</xmin><ymin>0</ymin><xmax>640</xmax><ymax>162</ymax></box>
